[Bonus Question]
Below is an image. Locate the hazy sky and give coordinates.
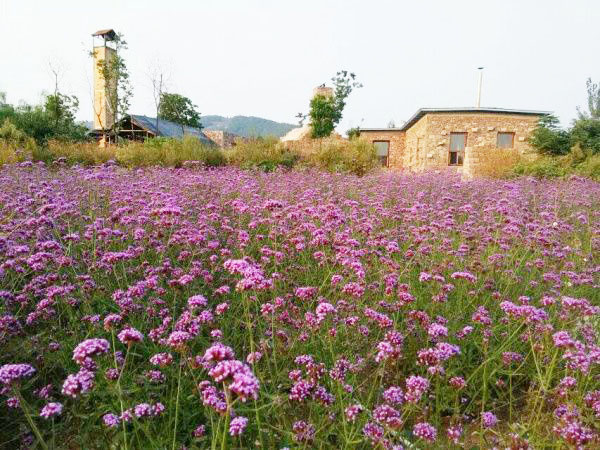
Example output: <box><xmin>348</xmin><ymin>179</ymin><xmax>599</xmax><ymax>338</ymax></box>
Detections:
<box><xmin>1</xmin><ymin>0</ymin><xmax>599</xmax><ymax>132</ymax></box>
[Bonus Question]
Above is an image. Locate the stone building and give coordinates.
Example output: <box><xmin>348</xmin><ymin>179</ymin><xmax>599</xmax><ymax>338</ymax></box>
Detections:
<box><xmin>359</xmin><ymin>107</ymin><xmax>549</xmax><ymax>177</ymax></box>
<box><xmin>202</xmin><ymin>130</ymin><xmax>240</xmax><ymax>148</ymax></box>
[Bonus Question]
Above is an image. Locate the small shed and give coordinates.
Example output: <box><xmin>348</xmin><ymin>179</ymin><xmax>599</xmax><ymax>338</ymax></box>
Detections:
<box><xmin>117</xmin><ymin>115</ymin><xmax>214</xmax><ymax>145</ymax></box>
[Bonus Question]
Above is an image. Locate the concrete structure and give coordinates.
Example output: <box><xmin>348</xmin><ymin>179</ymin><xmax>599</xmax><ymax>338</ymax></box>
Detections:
<box><xmin>92</xmin><ymin>29</ymin><xmax>117</xmax><ymax>134</ymax></box>
<box><xmin>360</xmin><ymin>107</ymin><xmax>549</xmax><ymax>177</ymax></box>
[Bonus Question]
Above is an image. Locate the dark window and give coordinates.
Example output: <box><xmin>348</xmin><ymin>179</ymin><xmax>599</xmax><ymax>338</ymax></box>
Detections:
<box><xmin>374</xmin><ymin>141</ymin><xmax>390</xmax><ymax>167</ymax></box>
<box><xmin>449</xmin><ymin>133</ymin><xmax>466</xmax><ymax>165</ymax></box>
<box><xmin>497</xmin><ymin>132</ymin><xmax>515</xmax><ymax>149</ymax></box>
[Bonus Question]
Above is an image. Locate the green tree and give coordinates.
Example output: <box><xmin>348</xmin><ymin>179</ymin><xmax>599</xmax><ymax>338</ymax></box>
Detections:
<box><xmin>158</xmin><ymin>92</ymin><xmax>202</xmax><ymax>133</ymax></box>
<box><xmin>346</xmin><ymin>126</ymin><xmax>361</xmax><ymax>140</ymax></box>
<box><xmin>571</xmin><ymin>118</ymin><xmax>600</xmax><ymax>155</ymax></box>
<box><xmin>577</xmin><ymin>78</ymin><xmax>600</xmax><ymax>119</ymax></box>
<box><xmin>309</xmin><ymin>95</ymin><xmax>338</xmax><ymax>138</ymax></box>
<box><xmin>306</xmin><ymin>71</ymin><xmax>362</xmax><ymax>139</ymax></box>
<box><xmin>529</xmin><ymin>114</ymin><xmax>571</xmax><ymax>156</ymax></box>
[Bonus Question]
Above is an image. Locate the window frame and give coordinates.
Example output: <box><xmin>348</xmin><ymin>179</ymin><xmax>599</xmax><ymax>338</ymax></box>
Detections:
<box><xmin>496</xmin><ymin>131</ymin><xmax>515</xmax><ymax>149</ymax></box>
<box><xmin>373</xmin><ymin>140</ymin><xmax>390</xmax><ymax>168</ymax></box>
<box><xmin>448</xmin><ymin>132</ymin><xmax>467</xmax><ymax>166</ymax></box>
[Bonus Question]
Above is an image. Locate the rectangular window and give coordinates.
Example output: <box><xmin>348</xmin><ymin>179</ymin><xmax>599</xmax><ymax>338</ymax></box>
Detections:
<box><xmin>497</xmin><ymin>132</ymin><xmax>515</xmax><ymax>149</ymax></box>
<box><xmin>374</xmin><ymin>141</ymin><xmax>390</xmax><ymax>167</ymax></box>
<box><xmin>449</xmin><ymin>132</ymin><xmax>466</xmax><ymax>165</ymax></box>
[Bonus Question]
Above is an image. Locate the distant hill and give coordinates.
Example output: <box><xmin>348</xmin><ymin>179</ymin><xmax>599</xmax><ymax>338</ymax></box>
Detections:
<box><xmin>201</xmin><ymin>115</ymin><xmax>297</xmax><ymax>138</ymax></box>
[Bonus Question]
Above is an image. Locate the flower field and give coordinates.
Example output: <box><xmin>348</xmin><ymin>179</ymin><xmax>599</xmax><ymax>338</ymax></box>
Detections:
<box><xmin>1</xmin><ymin>163</ymin><xmax>599</xmax><ymax>449</ymax></box>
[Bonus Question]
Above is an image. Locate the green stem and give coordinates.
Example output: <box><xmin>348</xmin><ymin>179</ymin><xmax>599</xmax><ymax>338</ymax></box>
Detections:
<box><xmin>112</xmin><ymin>331</ymin><xmax>128</xmax><ymax>450</ymax></box>
<box><xmin>15</xmin><ymin>390</ymin><xmax>48</xmax><ymax>450</ymax></box>
<box><xmin>171</xmin><ymin>361</ymin><xmax>183</xmax><ymax>450</ymax></box>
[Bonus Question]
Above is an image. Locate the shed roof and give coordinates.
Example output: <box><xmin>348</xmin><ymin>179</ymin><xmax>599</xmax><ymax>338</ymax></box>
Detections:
<box><xmin>92</xmin><ymin>29</ymin><xmax>117</xmax><ymax>40</ymax></box>
<box><xmin>127</xmin><ymin>115</ymin><xmax>214</xmax><ymax>145</ymax></box>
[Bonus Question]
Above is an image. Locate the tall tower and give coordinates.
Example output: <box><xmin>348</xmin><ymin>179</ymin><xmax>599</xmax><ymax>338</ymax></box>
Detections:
<box><xmin>312</xmin><ymin>85</ymin><xmax>334</xmax><ymax>99</ymax></box>
<box><xmin>92</xmin><ymin>29</ymin><xmax>117</xmax><ymax>132</ymax></box>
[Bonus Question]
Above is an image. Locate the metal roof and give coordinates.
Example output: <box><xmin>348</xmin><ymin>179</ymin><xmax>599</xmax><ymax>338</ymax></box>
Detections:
<box><xmin>128</xmin><ymin>115</ymin><xmax>214</xmax><ymax>145</ymax></box>
<box><xmin>399</xmin><ymin>107</ymin><xmax>551</xmax><ymax>131</ymax></box>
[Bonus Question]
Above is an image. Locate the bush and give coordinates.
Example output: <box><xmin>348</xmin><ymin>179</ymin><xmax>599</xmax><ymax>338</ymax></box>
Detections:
<box><xmin>116</xmin><ymin>136</ymin><xmax>225</xmax><ymax>168</ymax></box>
<box><xmin>0</xmin><ymin>119</ymin><xmax>37</xmax><ymax>164</ymax></box>
<box><xmin>44</xmin><ymin>140</ymin><xmax>116</xmax><ymax>166</ymax></box>
<box><xmin>512</xmin><ymin>147</ymin><xmax>600</xmax><ymax>180</ymax></box>
<box><xmin>476</xmin><ymin>148</ymin><xmax>525</xmax><ymax>178</ymax></box>
<box><xmin>570</xmin><ymin>118</ymin><xmax>600</xmax><ymax>154</ymax></box>
<box><xmin>226</xmin><ymin>137</ymin><xmax>299</xmax><ymax>171</ymax></box>
<box><xmin>528</xmin><ymin>115</ymin><xmax>571</xmax><ymax>155</ymax></box>
<box><xmin>308</xmin><ymin>139</ymin><xmax>378</xmax><ymax>176</ymax></box>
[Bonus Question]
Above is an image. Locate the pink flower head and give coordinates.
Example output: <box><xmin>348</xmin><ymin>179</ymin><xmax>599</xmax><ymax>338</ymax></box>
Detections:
<box><xmin>203</xmin><ymin>343</ymin><xmax>235</xmax><ymax>362</ymax></box>
<box><xmin>229</xmin><ymin>416</ymin><xmax>248</xmax><ymax>436</ymax></box>
<box><xmin>40</xmin><ymin>402</ymin><xmax>63</xmax><ymax>419</ymax></box>
<box><xmin>0</xmin><ymin>364</ymin><xmax>36</xmax><ymax>385</ymax></box>
<box><xmin>167</xmin><ymin>331</ymin><xmax>191</xmax><ymax>349</ymax></box>
<box><xmin>150</xmin><ymin>352</ymin><xmax>173</xmax><ymax>367</ymax></box>
<box><xmin>404</xmin><ymin>375</ymin><xmax>429</xmax><ymax>403</ymax></box>
<box><xmin>413</xmin><ymin>422</ymin><xmax>437</xmax><ymax>442</ymax></box>
<box><xmin>72</xmin><ymin>339</ymin><xmax>109</xmax><ymax>365</ymax></box>
<box><xmin>188</xmin><ymin>294</ymin><xmax>208</xmax><ymax>309</ymax></box>
<box><xmin>481</xmin><ymin>411</ymin><xmax>498</xmax><ymax>428</ymax></box>
<box><xmin>117</xmin><ymin>327</ymin><xmax>144</xmax><ymax>345</ymax></box>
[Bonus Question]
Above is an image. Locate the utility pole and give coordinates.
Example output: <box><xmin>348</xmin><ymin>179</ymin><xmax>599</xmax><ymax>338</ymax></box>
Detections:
<box><xmin>476</xmin><ymin>67</ymin><xmax>484</xmax><ymax>108</ymax></box>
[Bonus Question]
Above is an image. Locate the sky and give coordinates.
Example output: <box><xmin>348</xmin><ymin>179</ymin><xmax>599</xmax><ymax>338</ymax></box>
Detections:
<box><xmin>1</xmin><ymin>0</ymin><xmax>599</xmax><ymax>133</ymax></box>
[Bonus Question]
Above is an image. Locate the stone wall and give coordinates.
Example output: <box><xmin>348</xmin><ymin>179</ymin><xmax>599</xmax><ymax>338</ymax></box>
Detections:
<box><xmin>359</xmin><ymin>130</ymin><xmax>405</xmax><ymax>168</ymax></box>
<box><xmin>404</xmin><ymin>112</ymin><xmax>541</xmax><ymax>176</ymax></box>
<box><xmin>203</xmin><ymin>130</ymin><xmax>239</xmax><ymax>148</ymax></box>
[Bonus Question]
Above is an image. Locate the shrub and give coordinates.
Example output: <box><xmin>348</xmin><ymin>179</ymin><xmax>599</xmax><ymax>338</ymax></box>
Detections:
<box><xmin>529</xmin><ymin>115</ymin><xmax>571</xmax><ymax>155</ymax></box>
<box><xmin>226</xmin><ymin>137</ymin><xmax>300</xmax><ymax>171</ymax></box>
<box><xmin>116</xmin><ymin>136</ymin><xmax>225</xmax><ymax>168</ymax></box>
<box><xmin>308</xmin><ymin>139</ymin><xmax>378</xmax><ymax>176</ymax></box>
<box><xmin>476</xmin><ymin>148</ymin><xmax>524</xmax><ymax>178</ymax></box>
<box><xmin>45</xmin><ymin>140</ymin><xmax>116</xmax><ymax>166</ymax></box>
<box><xmin>512</xmin><ymin>147</ymin><xmax>600</xmax><ymax>181</ymax></box>
<box><xmin>571</xmin><ymin>118</ymin><xmax>600</xmax><ymax>154</ymax></box>
<box><xmin>0</xmin><ymin>119</ymin><xmax>37</xmax><ymax>164</ymax></box>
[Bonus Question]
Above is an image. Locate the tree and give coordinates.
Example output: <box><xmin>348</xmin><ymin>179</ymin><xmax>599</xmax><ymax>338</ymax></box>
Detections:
<box><xmin>529</xmin><ymin>114</ymin><xmax>571</xmax><ymax>156</ymax></box>
<box><xmin>93</xmin><ymin>33</ymin><xmax>133</xmax><ymax>139</ymax></box>
<box><xmin>577</xmin><ymin>78</ymin><xmax>600</xmax><ymax>119</ymax></box>
<box><xmin>148</xmin><ymin>61</ymin><xmax>170</xmax><ymax>133</ymax></box>
<box><xmin>306</xmin><ymin>71</ymin><xmax>362</xmax><ymax>139</ymax></box>
<box><xmin>346</xmin><ymin>127</ymin><xmax>360</xmax><ymax>140</ymax></box>
<box><xmin>158</xmin><ymin>92</ymin><xmax>202</xmax><ymax>133</ymax></box>
<box><xmin>309</xmin><ymin>94</ymin><xmax>338</xmax><ymax>138</ymax></box>
<box><xmin>571</xmin><ymin>118</ymin><xmax>600</xmax><ymax>155</ymax></box>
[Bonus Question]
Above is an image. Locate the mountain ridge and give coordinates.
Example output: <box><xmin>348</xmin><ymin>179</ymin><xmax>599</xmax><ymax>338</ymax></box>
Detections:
<box><xmin>201</xmin><ymin>115</ymin><xmax>297</xmax><ymax>138</ymax></box>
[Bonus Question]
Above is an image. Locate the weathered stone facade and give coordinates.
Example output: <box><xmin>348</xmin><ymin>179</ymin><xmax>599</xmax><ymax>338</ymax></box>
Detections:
<box><xmin>203</xmin><ymin>130</ymin><xmax>240</xmax><ymax>148</ymax></box>
<box><xmin>358</xmin><ymin>129</ymin><xmax>404</xmax><ymax>168</ymax></box>
<box><xmin>360</xmin><ymin>108</ymin><xmax>546</xmax><ymax>177</ymax></box>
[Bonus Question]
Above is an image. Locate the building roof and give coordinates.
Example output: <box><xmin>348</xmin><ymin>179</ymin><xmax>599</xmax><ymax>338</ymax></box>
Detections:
<box><xmin>92</xmin><ymin>29</ymin><xmax>117</xmax><ymax>40</ymax></box>
<box><xmin>400</xmin><ymin>107</ymin><xmax>550</xmax><ymax>131</ymax></box>
<box><xmin>360</xmin><ymin>107</ymin><xmax>551</xmax><ymax>133</ymax></box>
<box><xmin>127</xmin><ymin>115</ymin><xmax>214</xmax><ymax>145</ymax></box>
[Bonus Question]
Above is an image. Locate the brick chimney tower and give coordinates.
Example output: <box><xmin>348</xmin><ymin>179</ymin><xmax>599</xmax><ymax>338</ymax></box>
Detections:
<box><xmin>312</xmin><ymin>85</ymin><xmax>334</xmax><ymax>99</ymax></box>
<box><xmin>92</xmin><ymin>29</ymin><xmax>117</xmax><ymax>135</ymax></box>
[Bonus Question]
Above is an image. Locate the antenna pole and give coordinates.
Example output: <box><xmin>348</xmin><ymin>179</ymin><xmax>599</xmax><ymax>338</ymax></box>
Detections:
<box><xmin>476</xmin><ymin>67</ymin><xmax>484</xmax><ymax>108</ymax></box>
